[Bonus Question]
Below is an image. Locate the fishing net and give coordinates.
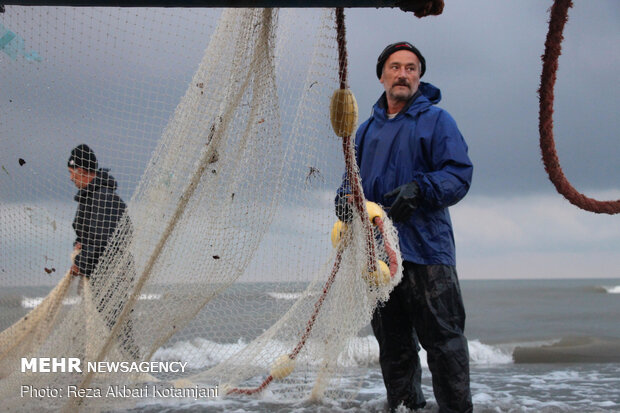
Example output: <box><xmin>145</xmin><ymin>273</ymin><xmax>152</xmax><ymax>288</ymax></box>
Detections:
<box><xmin>0</xmin><ymin>6</ymin><xmax>402</xmax><ymax>411</ymax></box>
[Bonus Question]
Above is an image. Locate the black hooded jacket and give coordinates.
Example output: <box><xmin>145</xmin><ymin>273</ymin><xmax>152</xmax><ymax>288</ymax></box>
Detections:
<box><xmin>72</xmin><ymin>169</ymin><xmax>127</xmax><ymax>276</ymax></box>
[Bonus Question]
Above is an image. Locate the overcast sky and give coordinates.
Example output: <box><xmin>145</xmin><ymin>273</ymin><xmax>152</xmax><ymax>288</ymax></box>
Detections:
<box><xmin>1</xmin><ymin>1</ymin><xmax>618</xmax><ymax>281</ymax></box>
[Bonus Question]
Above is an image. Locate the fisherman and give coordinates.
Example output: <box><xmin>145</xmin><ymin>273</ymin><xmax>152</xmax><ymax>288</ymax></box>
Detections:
<box><xmin>335</xmin><ymin>42</ymin><xmax>473</xmax><ymax>412</ymax></box>
<box><xmin>68</xmin><ymin>144</ymin><xmax>128</xmax><ymax>279</ymax></box>
<box><xmin>68</xmin><ymin>144</ymin><xmax>139</xmax><ymax>359</ymax></box>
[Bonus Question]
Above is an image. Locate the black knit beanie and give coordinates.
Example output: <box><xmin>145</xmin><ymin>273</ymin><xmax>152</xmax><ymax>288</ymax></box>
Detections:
<box><xmin>376</xmin><ymin>41</ymin><xmax>426</xmax><ymax>79</ymax></box>
<box><xmin>68</xmin><ymin>144</ymin><xmax>98</xmax><ymax>171</ymax></box>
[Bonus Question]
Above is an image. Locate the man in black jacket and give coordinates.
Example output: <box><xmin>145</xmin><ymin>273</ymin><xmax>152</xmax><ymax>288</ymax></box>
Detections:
<box><xmin>68</xmin><ymin>144</ymin><xmax>139</xmax><ymax>359</ymax></box>
<box><xmin>68</xmin><ymin>144</ymin><xmax>128</xmax><ymax>278</ymax></box>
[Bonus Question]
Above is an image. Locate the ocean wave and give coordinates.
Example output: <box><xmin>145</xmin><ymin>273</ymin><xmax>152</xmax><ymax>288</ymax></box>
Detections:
<box><xmin>267</xmin><ymin>292</ymin><xmax>304</xmax><ymax>301</ymax></box>
<box><xmin>152</xmin><ymin>336</ymin><xmax>513</xmax><ymax>370</ymax></box>
<box><xmin>600</xmin><ymin>285</ymin><xmax>620</xmax><ymax>294</ymax></box>
<box><xmin>469</xmin><ymin>340</ymin><xmax>513</xmax><ymax>365</ymax></box>
<box><xmin>152</xmin><ymin>337</ymin><xmax>248</xmax><ymax>370</ymax></box>
<box><xmin>513</xmin><ymin>336</ymin><xmax>620</xmax><ymax>363</ymax></box>
<box><xmin>21</xmin><ymin>295</ymin><xmax>82</xmax><ymax>308</ymax></box>
<box><xmin>20</xmin><ymin>293</ymin><xmax>162</xmax><ymax>309</ymax></box>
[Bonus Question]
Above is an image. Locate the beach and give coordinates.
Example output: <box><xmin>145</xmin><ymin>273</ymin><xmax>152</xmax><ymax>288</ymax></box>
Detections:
<box><xmin>3</xmin><ymin>277</ymin><xmax>619</xmax><ymax>412</ymax></box>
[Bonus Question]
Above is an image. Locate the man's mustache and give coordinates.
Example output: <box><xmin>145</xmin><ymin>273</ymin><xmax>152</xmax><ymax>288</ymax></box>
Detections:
<box><xmin>393</xmin><ymin>81</ymin><xmax>410</xmax><ymax>88</ymax></box>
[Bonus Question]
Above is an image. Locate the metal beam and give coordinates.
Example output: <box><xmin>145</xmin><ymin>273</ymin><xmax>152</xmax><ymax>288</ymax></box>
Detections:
<box><xmin>2</xmin><ymin>0</ymin><xmax>402</xmax><ymax>7</ymax></box>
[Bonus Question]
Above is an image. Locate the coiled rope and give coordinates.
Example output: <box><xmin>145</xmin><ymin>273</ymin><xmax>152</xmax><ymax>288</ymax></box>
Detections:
<box><xmin>539</xmin><ymin>0</ymin><xmax>620</xmax><ymax>214</ymax></box>
<box><xmin>397</xmin><ymin>0</ymin><xmax>444</xmax><ymax>18</ymax></box>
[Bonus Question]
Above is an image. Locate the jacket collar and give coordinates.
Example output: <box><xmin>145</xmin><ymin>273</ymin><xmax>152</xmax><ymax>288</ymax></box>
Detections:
<box><xmin>74</xmin><ymin>169</ymin><xmax>117</xmax><ymax>203</ymax></box>
<box><xmin>372</xmin><ymin>81</ymin><xmax>442</xmax><ymax>121</ymax></box>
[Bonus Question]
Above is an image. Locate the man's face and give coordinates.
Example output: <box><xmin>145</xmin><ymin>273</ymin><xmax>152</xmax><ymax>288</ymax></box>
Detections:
<box><xmin>68</xmin><ymin>167</ymin><xmax>91</xmax><ymax>189</ymax></box>
<box><xmin>380</xmin><ymin>50</ymin><xmax>421</xmax><ymax>103</ymax></box>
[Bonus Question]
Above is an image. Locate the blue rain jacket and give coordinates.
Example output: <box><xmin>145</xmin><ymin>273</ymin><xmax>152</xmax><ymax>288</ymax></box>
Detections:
<box><xmin>340</xmin><ymin>82</ymin><xmax>473</xmax><ymax>265</ymax></box>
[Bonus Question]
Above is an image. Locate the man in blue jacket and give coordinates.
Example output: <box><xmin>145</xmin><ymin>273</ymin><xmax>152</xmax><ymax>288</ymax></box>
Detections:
<box><xmin>336</xmin><ymin>42</ymin><xmax>473</xmax><ymax>412</ymax></box>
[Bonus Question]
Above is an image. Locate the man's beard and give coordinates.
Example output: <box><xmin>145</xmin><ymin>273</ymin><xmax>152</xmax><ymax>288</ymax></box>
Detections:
<box><xmin>389</xmin><ymin>83</ymin><xmax>415</xmax><ymax>102</ymax></box>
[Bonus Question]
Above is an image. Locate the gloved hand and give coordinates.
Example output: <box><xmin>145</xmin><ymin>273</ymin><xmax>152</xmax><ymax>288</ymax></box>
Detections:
<box><xmin>384</xmin><ymin>181</ymin><xmax>420</xmax><ymax>222</ymax></box>
<box><xmin>334</xmin><ymin>193</ymin><xmax>353</xmax><ymax>223</ymax></box>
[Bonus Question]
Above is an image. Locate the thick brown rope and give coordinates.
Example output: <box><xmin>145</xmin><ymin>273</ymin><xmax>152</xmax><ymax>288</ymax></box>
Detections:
<box><xmin>539</xmin><ymin>0</ymin><xmax>620</xmax><ymax>214</ymax></box>
<box><xmin>336</xmin><ymin>7</ymin><xmax>348</xmax><ymax>90</ymax></box>
<box><xmin>336</xmin><ymin>7</ymin><xmax>379</xmax><ymax>273</ymax></box>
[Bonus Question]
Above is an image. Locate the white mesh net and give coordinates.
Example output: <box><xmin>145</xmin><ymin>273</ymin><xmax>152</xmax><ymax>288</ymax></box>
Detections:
<box><xmin>0</xmin><ymin>6</ymin><xmax>402</xmax><ymax>411</ymax></box>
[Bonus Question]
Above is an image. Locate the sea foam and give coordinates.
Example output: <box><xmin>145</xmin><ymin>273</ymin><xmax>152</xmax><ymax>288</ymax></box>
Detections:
<box><xmin>152</xmin><ymin>335</ymin><xmax>513</xmax><ymax>370</ymax></box>
<box><xmin>468</xmin><ymin>339</ymin><xmax>513</xmax><ymax>365</ymax></box>
<box><xmin>267</xmin><ymin>292</ymin><xmax>304</xmax><ymax>301</ymax></box>
<box><xmin>21</xmin><ymin>293</ymin><xmax>161</xmax><ymax>308</ymax></box>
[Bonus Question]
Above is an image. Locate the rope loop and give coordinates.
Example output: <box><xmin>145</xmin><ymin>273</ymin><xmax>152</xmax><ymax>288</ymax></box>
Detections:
<box><xmin>539</xmin><ymin>0</ymin><xmax>620</xmax><ymax>214</ymax></box>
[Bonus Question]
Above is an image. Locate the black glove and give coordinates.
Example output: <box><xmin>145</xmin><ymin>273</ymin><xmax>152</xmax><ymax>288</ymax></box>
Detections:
<box><xmin>384</xmin><ymin>181</ymin><xmax>420</xmax><ymax>222</ymax></box>
<box><xmin>334</xmin><ymin>193</ymin><xmax>353</xmax><ymax>223</ymax></box>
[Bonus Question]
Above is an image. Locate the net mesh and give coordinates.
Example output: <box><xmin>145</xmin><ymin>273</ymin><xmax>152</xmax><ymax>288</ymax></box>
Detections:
<box><xmin>0</xmin><ymin>6</ymin><xmax>402</xmax><ymax>411</ymax></box>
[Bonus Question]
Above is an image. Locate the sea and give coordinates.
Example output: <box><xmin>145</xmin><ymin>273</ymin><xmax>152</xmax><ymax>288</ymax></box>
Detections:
<box><xmin>2</xmin><ymin>278</ymin><xmax>619</xmax><ymax>412</ymax></box>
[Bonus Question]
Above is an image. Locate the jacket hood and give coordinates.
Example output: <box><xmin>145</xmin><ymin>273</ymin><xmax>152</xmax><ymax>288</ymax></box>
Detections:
<box><xmin>372</xmin><ymin>81</ymin><xmax>442</xmax><ymax>121</ymax></box>
<box><xmin>418</xmin><ymin>82</ymin><xmax>441</xmax><ymax>105</ymax></box>
<box><xmin>74</xmin><ymin>169</ymin><xmax>118</xmax><ymax>202</ymax></box>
